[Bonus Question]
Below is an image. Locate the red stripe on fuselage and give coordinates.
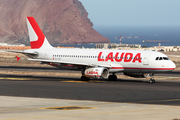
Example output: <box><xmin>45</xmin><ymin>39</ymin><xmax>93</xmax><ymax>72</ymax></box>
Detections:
<box><xmin>124</xmin><ymin>67</ymin><xmax>175</xmax><ymax>71</ymax></box>
<box><xmin>111</xmin><ymin>67</ymin><xmax>124</xmax><ymax>69</ymax></box>
<box><xmin>110</xmin><ymin>67</ymin><xmax>175</xmax><ymax>71</ymax></box>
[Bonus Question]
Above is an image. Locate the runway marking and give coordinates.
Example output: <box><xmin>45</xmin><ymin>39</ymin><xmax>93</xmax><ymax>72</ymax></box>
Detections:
<box><xmin>40</xmin><ymin>106</ymin><xmax>97</xmax><ymax>110</ymax></box>
<box><xmin>137</xmin><ymin>99</ymin><xmax>180</xmax><ymax>103</ymax></box>
<box><xmin>0</xmin><ymin>103</ymin><xmax>103</xmax><ymax>112</ymax></box>
<box><xmin>62</xmin><ymin>80</ymin><xmax>107</xmax><ymax>83</ymax></box>
<box><xmin>0</xmin><ymin>108</ymin><xmax>37</xmax><ymax>112</ymax></box>
<box><xmin>0</xmin><ymin>77</ymin><xmax>40</xmax><ymax>81</ymax></box>
<box><xmin>157</xmin><ymin>77</ymin><xmax>180</xmax><ymax>80</ymax></box>
<box><xmin>62</xmin><ymin>81</ymin><xmax>88</xmax><ymax>83</ymax></box>
<box><xmin>3</xmin><ymin>106</ymin><xmax>180</xmax><ymax>120</ymax></box>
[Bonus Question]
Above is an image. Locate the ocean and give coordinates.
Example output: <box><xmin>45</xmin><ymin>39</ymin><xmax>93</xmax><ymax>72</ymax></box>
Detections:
<box><xmin>56</xmin><ymin>25</ymin><xmax>180</xmax><ymax>48</ymax></box>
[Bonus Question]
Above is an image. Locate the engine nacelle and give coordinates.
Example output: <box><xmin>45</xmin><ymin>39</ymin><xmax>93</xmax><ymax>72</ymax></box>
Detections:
<box><xmin>82</xmin><ymin>67</ymin><xmax>109</xmax><ymax>79</ymax></box>
<box><xmin>123</xmin><ymin>72</ymin><xmax>150</xmax><ymax>78</ymax></box>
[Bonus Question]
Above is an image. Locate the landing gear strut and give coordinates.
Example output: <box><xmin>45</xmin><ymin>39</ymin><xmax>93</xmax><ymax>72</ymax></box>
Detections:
<box><xmin>108</xmin><ymin>74</ymin><xmax>117</xmax><ymax>81</ymax></box>
<box><xmin>149</xmin><ymin>73</ymin><xmax>155</xmax><ymax>83</ymax></box>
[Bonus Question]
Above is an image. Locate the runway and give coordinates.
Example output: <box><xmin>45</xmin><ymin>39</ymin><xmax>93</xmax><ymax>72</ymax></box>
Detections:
<box><xmin>0</xmin><ymin>73</ymin><xmax>180</xmax><ymax>106</ymax></box>
<box><xmin>0</xmin><ymin>67</ymin><xmax>180</xmax><ymax>120</ymax></box>
<box><xmin>0</xmin><ymin>65</ymin><xmax>180</xmax><ymax>76</ymax></box>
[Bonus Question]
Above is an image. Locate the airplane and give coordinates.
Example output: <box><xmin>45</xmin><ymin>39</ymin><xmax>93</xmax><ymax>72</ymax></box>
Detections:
<box><xmin>14</xmin><ymin>17</ymin><xmax>176</xmax><ymax>83</ymax></box>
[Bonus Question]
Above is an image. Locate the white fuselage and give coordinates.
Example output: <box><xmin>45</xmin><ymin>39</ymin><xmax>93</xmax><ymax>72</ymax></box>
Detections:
<box><xmin>26</xmin><ymin>48</ymin><xmax>176</xmax><ymax>73</ymax></box>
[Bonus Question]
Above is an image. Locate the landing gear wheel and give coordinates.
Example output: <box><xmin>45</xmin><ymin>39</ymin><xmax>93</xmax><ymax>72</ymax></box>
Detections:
<box><xmin>113</xmin><ymin>75</ymin><xmax>117</xmax><ymax>81</ymax></box>
<box><xmin>108</xmin><ymin>75</ymin><xmax>117</xmax><ymax>81</ymax></box>
<box><xmin>149</xmin><ymin>73</ymin><xmax>155</xmax><ymax>84</ymax></box>
<box><xmin>81</xmin><ymin>76</ymin><xmax>90</xmax><ymax>81</ymax></box>
<box><xmin>108</xmin><ymin>75</ymin><xmax>113</xmax><ymax>81</ymax></box>
<box><xmin>149</xmin><ymin>79</ymin><xmax>155</xmax><ymax>84</ymax></box>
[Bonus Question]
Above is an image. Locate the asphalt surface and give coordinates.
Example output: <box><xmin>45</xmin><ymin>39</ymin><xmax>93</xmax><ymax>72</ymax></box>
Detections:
<box><xmin>1</xmin><ymin>65</ymin><xmax>180</xmax><ymax>76</ymax></box>
<box><xmin>0</xmin><ymin>72</ymin><xmax>180</xmax><ymax>106</ymax></box>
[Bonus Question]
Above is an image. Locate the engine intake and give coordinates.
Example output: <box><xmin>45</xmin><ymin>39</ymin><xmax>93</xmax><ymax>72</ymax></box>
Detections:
<box><xmin>82</xmin><ymin>67</ymin><xmax>109</xmax><ymax>79</ymax></box>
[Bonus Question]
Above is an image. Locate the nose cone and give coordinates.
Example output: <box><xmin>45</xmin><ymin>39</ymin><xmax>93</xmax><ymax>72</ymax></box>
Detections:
<box><xmin>171</xmin><ymin>61</ymin><xmax>176</xmax><ymax>70</ymax></box>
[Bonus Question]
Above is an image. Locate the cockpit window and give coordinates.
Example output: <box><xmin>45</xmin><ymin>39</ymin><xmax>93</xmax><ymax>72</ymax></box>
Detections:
<box><xmin>155</xmin><ymin>57</ymin><xmax>170</xmax><ymax>60</ymax></box>
<box><xmin>163</xmin><ymin>57</ymin><xmax>169</xmax><ymax>60</ymax></box>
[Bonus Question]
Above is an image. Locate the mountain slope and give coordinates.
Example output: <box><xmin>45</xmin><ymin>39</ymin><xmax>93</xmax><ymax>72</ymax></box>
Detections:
<box><xmin>0</xmin><ymin>0</ymin><xmax>110</xmax><ymax>45</ymax></box>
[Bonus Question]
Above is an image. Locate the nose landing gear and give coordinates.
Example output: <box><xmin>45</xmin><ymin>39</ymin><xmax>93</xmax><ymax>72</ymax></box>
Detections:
<box><xmin>149</xmin><ymin>73</ymin><xmax>155</xmax><ymax>83</ymax></box>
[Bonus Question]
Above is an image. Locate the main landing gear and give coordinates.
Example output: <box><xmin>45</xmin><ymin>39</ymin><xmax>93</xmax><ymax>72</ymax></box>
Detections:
<box><xmin>108</xmin><ymin>74</ymin><xmax>117</xmax><ymax>81</ymax></box>
<box><xmin>149</xmin><ymin>73</ymin><xmax>155</xmax><ymax>83</ymax></box>
<box><xmin>81</xmin><ymin>76</ymin><xmax>90</xmax><ymax>81</ymax></box>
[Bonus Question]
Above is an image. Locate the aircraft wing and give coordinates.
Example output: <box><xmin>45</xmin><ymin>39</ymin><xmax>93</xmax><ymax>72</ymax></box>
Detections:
<box><xmin>28</xmin><ymin>59</ymin><xmax>112</xmax><ymax>68</ymax></box>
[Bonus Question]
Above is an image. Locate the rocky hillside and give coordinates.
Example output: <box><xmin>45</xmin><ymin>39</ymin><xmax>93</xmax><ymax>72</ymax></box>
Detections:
<box><xmin>0</xmin><ymin>0</ymin><xmax>110</xmax><ymax>45</ymax></box>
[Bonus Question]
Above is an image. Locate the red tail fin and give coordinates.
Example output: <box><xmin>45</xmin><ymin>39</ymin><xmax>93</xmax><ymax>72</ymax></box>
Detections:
<box><xmin>26</xmin><ymin>17</ymin><xmax>52</xmax><ymax>49</ymax></box>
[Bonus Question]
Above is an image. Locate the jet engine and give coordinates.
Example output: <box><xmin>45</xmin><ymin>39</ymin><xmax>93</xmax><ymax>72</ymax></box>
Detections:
<box><xmin>123</xmin><ymin>72</ymin><xmax>150</xmax><ymax>78</ymax></box>
<box><xmin>82</xmin><ymin>67</ymin><xmax>109</xmax><ymax>79</ymax></box>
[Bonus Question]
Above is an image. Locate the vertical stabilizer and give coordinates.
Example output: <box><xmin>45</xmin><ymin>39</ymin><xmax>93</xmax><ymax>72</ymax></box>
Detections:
<box><xmin>26</xmin><ymin>17</ymin><xmax>53</xmax><ymax>49</ymax></box>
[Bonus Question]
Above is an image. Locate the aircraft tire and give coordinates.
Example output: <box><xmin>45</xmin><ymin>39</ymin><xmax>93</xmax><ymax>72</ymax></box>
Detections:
<box><xmin>81</xmin><ymin>76</ymin><xmax>89</xmax><ymax>81</ymax></box>
<box><xmin>108</xmin><ymin>75</ymin><xmax>117</xmax><ymax>81</ymax></box>
<box><xmin>149</xmin><ymin>79</ymin><xmax>155</xmax><ymax>84</ymax></box>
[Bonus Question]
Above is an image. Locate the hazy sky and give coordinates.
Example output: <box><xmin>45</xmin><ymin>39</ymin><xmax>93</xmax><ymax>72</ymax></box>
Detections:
<box><xmin>79</xmin><ymin>0</ymin><xmax>180</xmax><ymax>26</ymax></box>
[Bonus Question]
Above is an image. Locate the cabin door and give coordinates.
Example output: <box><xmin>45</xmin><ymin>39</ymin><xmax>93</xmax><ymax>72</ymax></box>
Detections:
<box><xmin>143</xmin><ymin>53</ymin><xmax>150</xmax><ymax>65</ymax></box>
